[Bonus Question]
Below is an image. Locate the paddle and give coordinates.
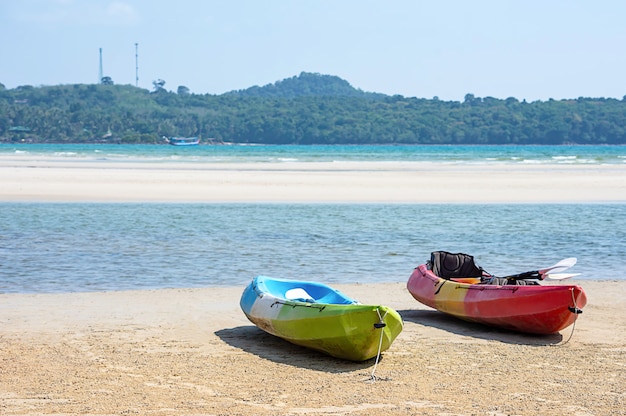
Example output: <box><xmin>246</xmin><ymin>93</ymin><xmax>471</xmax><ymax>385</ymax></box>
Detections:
<box><xmin>543</xmin><ymin>272</ymin><xmax>581</xmax><ymax>280</ymax></box>
<box><xmin>504</xmin><ymin>257</ymin><xmax>577</xmax><ymax>281</ymax></box>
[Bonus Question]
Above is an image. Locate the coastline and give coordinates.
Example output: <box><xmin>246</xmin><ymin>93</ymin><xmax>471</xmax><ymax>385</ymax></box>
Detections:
<box><xmin>2</xmin><ymin>156</ymin><xmax>625</xmax><ymax>414</ymax></box>
<box><xmin>1</xmin><ymin>159</ymin><xmax>626</xmax><ymax>203</ymax></box>
<box><xmin>1</xmin><ymin>281</ymin><xmax>624</xmax><ymax>415</ymax></box>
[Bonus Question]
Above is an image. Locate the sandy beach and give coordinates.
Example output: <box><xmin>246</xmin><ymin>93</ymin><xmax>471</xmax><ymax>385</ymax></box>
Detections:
<box><xmin>1</xmin><ymin>281</ymin><xmax>624</xmax><ymax>415</ymax></box>
<box><xmin>1</xmin><ymin>158</ymin><xmax>625</xmax><ymax>203</ymax></box>
<box><xmin>1</xmin><ymin>159</ymin><xmax>625</xmax><ymax>415</ymax></box>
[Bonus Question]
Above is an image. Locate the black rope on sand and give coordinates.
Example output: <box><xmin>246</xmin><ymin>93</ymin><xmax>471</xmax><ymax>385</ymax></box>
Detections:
<box><xmin>553</xmin><ymin>288</ymin><xmax>582</xmax><ymax>346</ymax></box>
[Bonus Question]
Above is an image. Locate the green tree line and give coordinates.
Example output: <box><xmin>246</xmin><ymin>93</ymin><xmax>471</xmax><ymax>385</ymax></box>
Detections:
<box><xmin>1</xmin><ymin>72</ymin><xmax>626</xmax><ymax>144</ymax></box>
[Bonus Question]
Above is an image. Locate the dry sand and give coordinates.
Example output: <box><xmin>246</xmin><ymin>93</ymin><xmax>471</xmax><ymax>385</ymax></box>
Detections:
<box><xmin>1</xmin><ymin>281</ymin><xmax>624</xmax><ymax>415</ymax></box>
<box><xmin>1</xmin><ymin>158</ymin><xmax>625</xmax><ymax>414</ymax></box>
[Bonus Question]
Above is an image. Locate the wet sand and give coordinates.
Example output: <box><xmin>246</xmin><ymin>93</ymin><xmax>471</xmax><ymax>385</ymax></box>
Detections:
<box><xmin>1</xmin><ymin>159</ymin><xmax>625</xmax><ymax>203</ymax></box>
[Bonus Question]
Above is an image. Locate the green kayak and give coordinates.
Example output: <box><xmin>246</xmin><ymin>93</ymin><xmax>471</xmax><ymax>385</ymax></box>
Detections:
<box><xmin>240</xmin><ymin>276</ymin><xmax>403</xmax><ymax>361</ymax></box>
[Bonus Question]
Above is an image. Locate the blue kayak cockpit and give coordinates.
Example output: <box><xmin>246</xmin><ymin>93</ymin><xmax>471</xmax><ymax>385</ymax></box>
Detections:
<box><xmin>255</xmin><ymin>276</ymin><xmax>357</xmax><ymax>305</ymax></box>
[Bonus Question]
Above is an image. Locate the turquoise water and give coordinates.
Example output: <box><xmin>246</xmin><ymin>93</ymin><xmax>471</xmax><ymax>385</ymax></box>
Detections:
<box><xmin>2</xmin><ymin>143</ymin><xmax>626</xmax><ymax>165</ymax></box>
<box><xmin>1</xmin><ymin>203</ymin><xmax>624</xmax><ymax>293</ymax></box>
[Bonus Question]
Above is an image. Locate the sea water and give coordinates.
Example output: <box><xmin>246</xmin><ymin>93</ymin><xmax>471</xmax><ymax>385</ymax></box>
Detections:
<box><xmin>1</xmin><ymin>203</ymin><xmax>625</xmax><ymax>294</ymax></box>
<box><xmin>1</xmin><ymin>144</ymin><xmax>625</xmax><ymax>293</ymax></box>
<box><xmin>2</xmin><ymin>143</ymin><xmax>626</xmax><ymax>165</ymax></box>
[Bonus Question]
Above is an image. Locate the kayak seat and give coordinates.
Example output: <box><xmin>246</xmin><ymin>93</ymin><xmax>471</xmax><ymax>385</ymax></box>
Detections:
<box><xmin>428</xmin><ymin>252</ymin><xmax>538</xmax><ymax>285</ymax></box>
<box><xmin>429</xmin><ymin>251</ymin><xmax>486</xmax><ymax>280</ymax></box>
<box><xmin>285</xmin><ymin>288</ymin><xmax>315</xmax><ymax>303</ymax></box>
<box><xmin>283</xmin><ymin>287</ymin><xmax>355</xmax><ymax>304</ymax></box>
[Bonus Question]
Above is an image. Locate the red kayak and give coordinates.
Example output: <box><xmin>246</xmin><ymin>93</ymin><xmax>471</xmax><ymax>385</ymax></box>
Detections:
<box><xmin>406</xmin><ymin>252</ymin><xmax>587</xmax><ymax>334</ymax></box>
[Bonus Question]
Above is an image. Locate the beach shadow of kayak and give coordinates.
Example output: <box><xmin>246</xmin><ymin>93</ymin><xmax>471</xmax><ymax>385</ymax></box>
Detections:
<box><xmin>214</xmin><ymin>325</ymin><xmax>376</xmax><ymax>372</ymax></box>
<box><xmin>397</xmin><ymin>309</ymin><xmax>564</xmax><ymax>345</ymax></box>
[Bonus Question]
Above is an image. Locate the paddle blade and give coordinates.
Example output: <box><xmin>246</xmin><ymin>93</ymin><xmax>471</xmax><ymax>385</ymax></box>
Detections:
<box><xmin>543</xmin><ymin>272</ymin><xmax>581</xmax><ymax>280</ymax></box>
<box><xmin>539</xmin><ymin>257</ymin><xmax>577</xmax><ymax>275</ymax></box>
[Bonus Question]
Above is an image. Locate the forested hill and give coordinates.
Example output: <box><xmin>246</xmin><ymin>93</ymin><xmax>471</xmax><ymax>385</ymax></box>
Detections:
<box><xmin>226</xmin><ymin>72</ymin><xmax>386</xmax><ymax>99</ymax></box>
<box><xmin>2</xmin><ymin>72</ymin><xmax>626</xmax><ymax>144</ymax></box>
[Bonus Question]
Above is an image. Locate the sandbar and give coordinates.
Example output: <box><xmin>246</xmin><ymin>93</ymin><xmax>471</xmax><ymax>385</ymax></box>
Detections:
<box><xmin>1</xmin><ymin>158</ymin><xmax>625</xmax><ymax>203</ymax></box>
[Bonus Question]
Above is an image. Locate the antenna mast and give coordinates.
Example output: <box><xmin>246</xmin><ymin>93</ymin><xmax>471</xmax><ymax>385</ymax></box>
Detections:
<box><xmin>135</xmin><ymin>43</ymin><xmax>139</xmax><ymax>87</ymax></box>
<box><xmin>99</xmin><ymin>48</ymin><xmax>103</xmax><ymax>84</ymax></box>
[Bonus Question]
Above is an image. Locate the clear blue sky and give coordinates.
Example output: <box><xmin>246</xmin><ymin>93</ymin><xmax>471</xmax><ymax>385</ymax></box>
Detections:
<box><xmin>1</xmin><ymin>0</ymin><xmax>625</xmax><ymax>102</ymax></box>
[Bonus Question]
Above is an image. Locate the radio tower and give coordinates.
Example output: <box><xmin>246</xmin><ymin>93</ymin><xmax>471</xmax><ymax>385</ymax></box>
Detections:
<box><xmin>135</xmin><ymin>43</ymin><xmax>139</xmax><ymax>87</ymax></box>
<box><xmin>99</xmin><ymin>48</ymin><xmax>103</xmax><ymax>84</ymax></box>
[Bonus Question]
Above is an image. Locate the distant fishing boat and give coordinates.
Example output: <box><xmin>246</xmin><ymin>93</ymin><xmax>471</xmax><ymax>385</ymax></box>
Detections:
<box><xmin>165</xmin><ymin>136</ymin><xmax>200</xmax><ymax>146</ymax></box>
